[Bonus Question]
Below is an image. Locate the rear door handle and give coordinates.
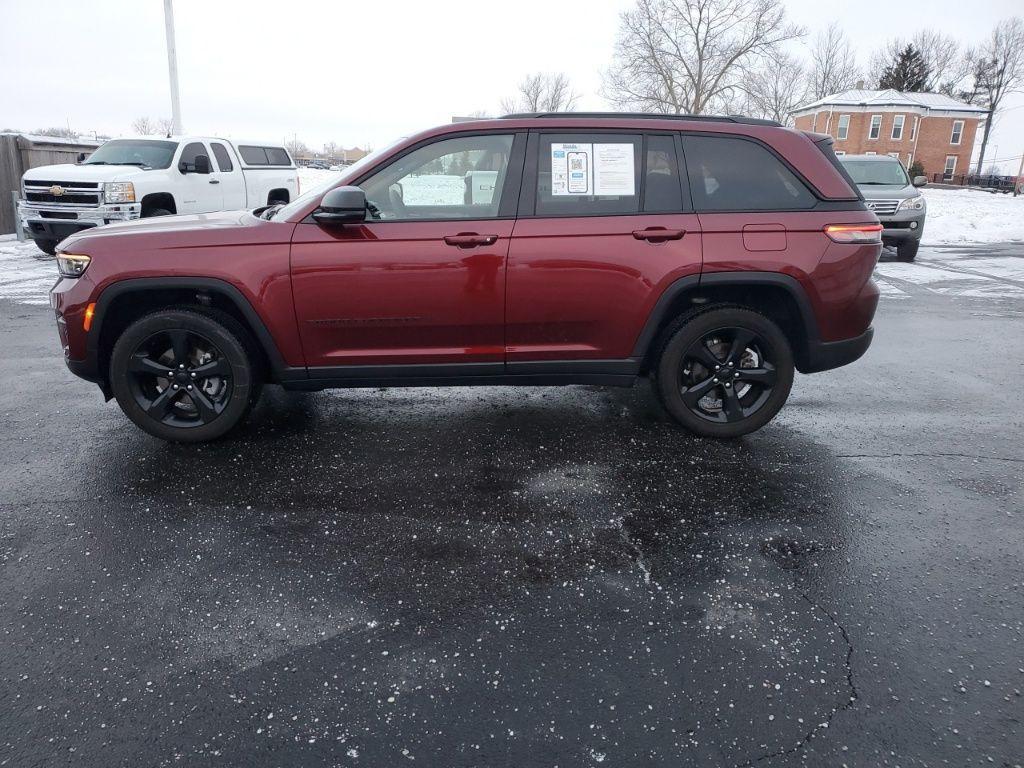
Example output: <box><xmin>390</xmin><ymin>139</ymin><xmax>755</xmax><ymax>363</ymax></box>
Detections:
<box><xmin>633</xmin><ymin>227</ymin><xmax>685</xmax><ymax>242</ymax></box>
<box><xmin>209</xmin><ymin>179</ymin><xmax>220</xmax><ymax>184</ymax></box>
<box><xmin>443</xmin><ymin>233</ymin><xmax>498</xmax><ymax>248</ymax></box>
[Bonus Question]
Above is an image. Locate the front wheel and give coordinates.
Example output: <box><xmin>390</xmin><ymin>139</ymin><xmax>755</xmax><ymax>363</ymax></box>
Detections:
<box><xmin>654</xmin><ymin>307</ymin><xmax>795</xmax><ymax>438</ymax></box>
<box><xmin>33</xmin><ymin>238</ymin><xmax>58</xmax><ymax>256</ymax></box>
<box><xmin>896</xmin><ymin>239</ymin><xmax>919</xmax><ymax>262</ymax></box>
<box><xmin>109</xmin><ymin>309</ymin><xmax>258</xmax><ymax>442</ymax></box>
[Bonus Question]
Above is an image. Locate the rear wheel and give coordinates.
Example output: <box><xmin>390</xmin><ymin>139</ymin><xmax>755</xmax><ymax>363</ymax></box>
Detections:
<box><xmin>654</xmin><ymin>306</ymin><xmax>795</xmax><ymax>438</ymax></box>
<box><xmin>896</xmin><ymin>239</ymin><xmax>919</xmax><ymax>262</ymax></box>
<box><xmin>143</xmin><ymin>207</ymin><xmax>173</xmax><ymax>218</ymax></box>
<box><xmin>109</xmin><ymin>309</ymin><xmax>258</xmax><ymax>442</ymax></box>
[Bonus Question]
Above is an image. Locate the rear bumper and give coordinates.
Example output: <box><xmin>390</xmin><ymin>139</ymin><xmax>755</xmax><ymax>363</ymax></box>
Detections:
<box><xmin>803</xmin><ymin>327</ymin><xmax>874</xmax><ymax>373</ymax></box>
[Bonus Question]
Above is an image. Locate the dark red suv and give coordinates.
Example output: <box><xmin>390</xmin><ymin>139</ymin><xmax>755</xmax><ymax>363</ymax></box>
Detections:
<box><xmin>50</xmin><ymin>113</ymin><xmax>880</xmax><ymax>442</ymax></box>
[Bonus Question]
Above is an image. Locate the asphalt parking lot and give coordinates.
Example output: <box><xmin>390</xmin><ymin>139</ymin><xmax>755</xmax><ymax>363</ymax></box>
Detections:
<box><xmin>1</xmin><ymin>245</ymin><xmax>1022</xmax><ymax>767</ymax></box>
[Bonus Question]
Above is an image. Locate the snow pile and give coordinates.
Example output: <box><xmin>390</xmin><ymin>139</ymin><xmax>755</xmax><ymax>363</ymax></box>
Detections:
<box><xmin>921</xmin><ymin>187</ymin><xmax>1024</xmax><ymax>245</ymax></box>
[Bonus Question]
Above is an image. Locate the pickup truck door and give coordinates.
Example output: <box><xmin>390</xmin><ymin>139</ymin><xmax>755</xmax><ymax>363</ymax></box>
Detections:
<box><xmin>290</xmin><ymin>132</ymin><xmax>524</xmax><ymax>372</ymax></box>
<box><xmin>176</xmin><ymin>141</ymin><xmax>222</xmax><ymax>214</ymax></box>
<box><xmin>209</xmin><ymin>141</ymin><xmax>246</xmax><ymax>210</ymax></box>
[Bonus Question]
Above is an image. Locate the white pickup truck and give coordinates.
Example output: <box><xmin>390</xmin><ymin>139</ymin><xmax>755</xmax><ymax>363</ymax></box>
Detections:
<box><xmin>18</xmin><ymin>136</ymin><xmax>299</xmax><ymax>254</ymax></box>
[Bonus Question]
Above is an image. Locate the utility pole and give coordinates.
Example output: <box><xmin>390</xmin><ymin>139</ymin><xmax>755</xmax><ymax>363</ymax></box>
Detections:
<box><xmin>164</xmin><ymin>0</ymin><xmax>183</xmax><ymax>134</ymax></box>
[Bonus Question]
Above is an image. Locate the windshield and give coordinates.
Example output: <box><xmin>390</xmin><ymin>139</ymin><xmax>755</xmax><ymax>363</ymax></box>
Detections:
<box><xmin>84</xmin><ymin>139</ymin><xmax>178</xmax><ymax>170</ymax></box>
<box><xmin>271</xmin><ymin>138</ymin><xmax>406</xmax><ymax>220</ymax></box>
<box><xmin>839</xmin><ymin>158</ymin><xmax>910</xmax><ymax>186</ymax></box>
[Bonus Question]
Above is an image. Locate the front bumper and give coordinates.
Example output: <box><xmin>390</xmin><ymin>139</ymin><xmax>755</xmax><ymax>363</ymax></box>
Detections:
<box><xmin>877</xmin><ymin>209</ymin><xmax>926</xmax><ymax>243</ymax></box>
<box><xmin>18</xmin><ymin>201</ymin><xmax>141</xmax><ymax>241</ymax></box>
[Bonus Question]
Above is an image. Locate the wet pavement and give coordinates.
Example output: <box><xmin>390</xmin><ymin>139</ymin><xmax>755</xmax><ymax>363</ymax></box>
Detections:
<box><xmin>1</xmin><ymin>250</ymin><xmax>1022</xmax><ymax>766</ymax></box>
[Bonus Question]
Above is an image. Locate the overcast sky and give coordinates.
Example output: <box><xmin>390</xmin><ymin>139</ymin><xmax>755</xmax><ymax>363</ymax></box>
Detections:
<box><xmin>1</xmin><ymin>0</ymin><xmax>1022</xmax><ymax>170</ymax></box>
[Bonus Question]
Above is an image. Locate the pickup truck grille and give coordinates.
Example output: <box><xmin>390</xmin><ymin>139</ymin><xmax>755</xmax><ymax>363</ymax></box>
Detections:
<box><xmin>864</xmin><ymin>199</ymin><xmax>900</xmax><ymax>216</ymax></box>
<box><xmin>23</xmin><ymin>180</ymin><xmax>102</xmax><ymax>207</ymax></box>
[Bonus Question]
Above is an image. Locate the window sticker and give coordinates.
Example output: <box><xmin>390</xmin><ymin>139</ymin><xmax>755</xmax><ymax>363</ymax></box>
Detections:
<box><xmin>593</xmin><ymin>143</ymin><xmax>635</xmax><ymax>196</ymax></box>
<box><xmin>551</xmin><ymin>143</ymin><xmax>592</xmax><ymax>196</ymax></box>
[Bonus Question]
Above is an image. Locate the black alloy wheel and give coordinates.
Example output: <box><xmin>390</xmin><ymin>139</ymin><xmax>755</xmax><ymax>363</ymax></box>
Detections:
<box><xmin>655</xmin><ymin>306</ymin><xmax>794</xmax><ymax>438</ymax></box>
<box><xmin>110</xmin><ymin>309</ymin><xmax>258</xmax><ymax>442</ymax></box>
<box><xmin>126</xmin><ymin>328</ymin><xmax>232</xmax><ymax>428</ymax></box>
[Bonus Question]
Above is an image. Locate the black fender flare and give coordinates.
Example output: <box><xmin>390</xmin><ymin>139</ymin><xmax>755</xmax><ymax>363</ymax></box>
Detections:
<box><xmin>629</xmin><ymin>271</ymin><xmax>823</xmax><ymax>363</ymax></box>
<box><xmin>86</xmin><ymin>276</ymin><xmax>290</xmax><ymax>379</ymax></box>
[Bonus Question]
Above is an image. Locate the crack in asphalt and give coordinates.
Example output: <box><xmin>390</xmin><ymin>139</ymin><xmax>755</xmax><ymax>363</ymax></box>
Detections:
<box><xmin>837</xmin><ymin>452</ymin><xmax>1024</xmax><ymax>464</ymax></box>
<box><xmin>734</xmin><ymin>595</ymin><xmax>859</xmax><ymax>768</ymax></box>
<box><xmin>618</xmin><ymin>517</ymin><xmax>654</xmax><ymax>586</ymax></box>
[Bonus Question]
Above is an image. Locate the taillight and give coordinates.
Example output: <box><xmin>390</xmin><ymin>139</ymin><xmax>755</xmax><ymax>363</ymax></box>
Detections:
<box><xmin>824</xmin><ymin>224</ymin><xmax>883</xmax><ymax>244</ymax></box>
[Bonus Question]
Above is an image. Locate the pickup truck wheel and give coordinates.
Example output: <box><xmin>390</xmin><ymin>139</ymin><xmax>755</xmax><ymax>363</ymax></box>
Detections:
<box><xmin>143</xmin><ymin>208</ymin><xmax>173</xmax><ymax>218</ymax></box>
<box><xmin>654</xmin><ymin>307</ymin><xmax>794</xmax><ymax>438</ymax></box>
<box><xmin>34</xmin><ymin>239</ymin><xmax>58</xmax><ymax>256</ymax></box>
<box><xmin>109</xmin><ymin>309</ymin><xmax>256</xmax><ymax>442</ymax></box>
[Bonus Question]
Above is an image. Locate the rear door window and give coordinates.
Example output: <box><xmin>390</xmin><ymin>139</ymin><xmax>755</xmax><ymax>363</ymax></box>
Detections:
<box><xmin>681</xmin><ymin>134</ymin><xmax>816</xmax><ymax>211</ymax></box>
<box><xmin>211</xmin><ymin>142</ymin><xmax>234</xmax><ymax>172</ymax></box>
<box><xmin>643</xmin><ymin>134</ymin><xmax>684</xmax><ymax>213</ymax></box>
<box><xmin>535</xmin><ymin>134</ymin><xmax>642</xmax><ymax>216</ymax></box>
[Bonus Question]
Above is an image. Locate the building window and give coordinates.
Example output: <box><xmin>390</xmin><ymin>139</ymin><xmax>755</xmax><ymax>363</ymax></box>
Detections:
<box><xmin>950</xmin><ymin>120</ymin><xmax>964</xmax><ymax>145</ymax></box>
<box><xmin>865</xmin><ymin>151</ymin><xmax>877</xmax><ymax>155</ymax></box>
<box><xmin>891</xmin><ymin>115</ymin><xmax>905</xmax><ymax>140</ymax></box>
<box><xmin>887</xmin><ymin>152</ymin><xmax>900</xmax><ymax>159</ymax></box>
<box><xmin>910</xmin><ymin>117</ymin><xmax>918</xmax><ymax>141</ymax></box>
<box><xmin>943</xmin><ymin>155</ymin><xmax>957</xmax><ymax>180</ymax></box>
<box><xmin>834</xmin><ymin>150</ymin><xmax>846</xmax><ymax>156</ymax></box>
<box><xmin>868</xmin><ymin>115</ymin><xmax>882</xmax><ymax>140</ymax></box>
<box><xmin>837</xmin><ymin>114</ymin><xmax>850</xmax><ymax>140</ymax></box>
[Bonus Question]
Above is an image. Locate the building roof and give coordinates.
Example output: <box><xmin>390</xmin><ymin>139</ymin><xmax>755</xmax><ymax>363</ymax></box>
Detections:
<box><xmin>793</xmin><ymin>89</ymin><xmax>987</xmax><ymax>116</ymax></box>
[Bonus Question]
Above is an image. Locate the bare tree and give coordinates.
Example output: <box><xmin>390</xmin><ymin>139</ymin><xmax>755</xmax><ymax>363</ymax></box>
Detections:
<box><xmin>808</xmin><ymin>23</ymin><xmax>861</xmax><ymax>99</ymax></box>
<box><xmin>603</xmin><ymin>0</ymin><xmax>804</xmax><ymax>115</ymax></box>
<box><xmin>285</xmin><ymin>138</ymin><xmax>309</xmax><ymax>157</ymax></box>
<box><xmin>964</xmin><ymin>17</ymin><xmax>1024</xmax><ymax>173</ymax></box>
<box><xmin>500</xmin><ymin>73</ymin><xmax>579</xmax><ymax>113</ymax></box>
<box><xmin>131</xmin><ymin>116</ymin><xmax>156</xmax><ymax>135</ymax></box>
<box><xmin>744</xmin><ymin>51</ymin><xmax>809</xmax><ymax>124</ymax></box>
<box><xmin>132</xmin><ymin>116</ymin><xmax>175</xmax><ymax>135</ymax></box>
<box><xmin>33</xmin><ymin>126</ymin><xmax>78</xmax><ymax>139</ymax></box>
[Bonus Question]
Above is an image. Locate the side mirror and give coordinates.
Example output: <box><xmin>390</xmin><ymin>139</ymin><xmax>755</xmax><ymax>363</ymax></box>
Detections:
<box><xmin>313</xmin><ymin>186</ymin><xmax>366</xmax><ymax>225</ymax></box>
<box><xmin>77</xmin><ymin>152</ymin><xmax>87</xmax><ymax>163</ymax></box>
<box><xmin>912</xmin><ymin>175</ymin><xmax>927</xmax><ymax>187</ymax></box>
<box><xmin>194</xmin><ymin>154</ymin><xmax>211</xmax><ymax>174</ymax></box>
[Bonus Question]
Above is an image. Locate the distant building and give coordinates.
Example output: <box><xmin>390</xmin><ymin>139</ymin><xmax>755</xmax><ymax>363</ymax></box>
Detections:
<box><xmin>791</xmin><ymin>89</ymin><xmax>987</xmax><ymax>180</ymax></box>
<box><xmin>293</xmin><ymin>146</ymin><xmax>370</xmax><ymax>167</ymax></box>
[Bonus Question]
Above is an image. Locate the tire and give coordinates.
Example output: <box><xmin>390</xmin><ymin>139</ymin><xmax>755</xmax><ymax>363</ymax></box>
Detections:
<box><xmin>896</xmin><ymin>239</ymin><xmax>919</xmax><ymax>262</ymax></box>
<box><xmin>34</xmin><ymin>238</ymin><xmax>58</xmax><ymax>256</ymax></box>
<box><xmin>109</xmin><ymin>308</ymin><xmax>259</xmax><ymax>442</ymax></box>
<box><xmin>654</xmin><ymin>306</ymin><xmax>795</xmax><ymax>439</ymax></box>
<box><xmin>143</xmin><ymin>207</ymin><xmax>173</xmax><ymax>218</ymax></box>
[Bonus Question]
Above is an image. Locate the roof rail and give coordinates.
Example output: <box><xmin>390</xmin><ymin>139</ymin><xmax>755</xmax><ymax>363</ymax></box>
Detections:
<box><xmin>499</xmin><ymin>111</ymin><xmax>782</xmax><ymax>127</ymax></box>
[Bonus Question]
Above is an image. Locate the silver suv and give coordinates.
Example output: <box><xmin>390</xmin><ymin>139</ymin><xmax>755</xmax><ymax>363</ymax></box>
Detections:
<box><xmin>839</xmin><ymin>154</ymin><xmax>926</xmax><ymax>262</ymax></box>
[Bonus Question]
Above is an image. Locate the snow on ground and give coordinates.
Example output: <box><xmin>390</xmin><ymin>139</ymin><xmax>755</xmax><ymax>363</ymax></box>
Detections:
<box><xmin>0</xmin><ymin>235</ymin><xmax>56</xmax><ymax>306</ymax></box>
<box><xmin>921</xmin><ymin>187</ymin><xmax>1024</xmax><ymax>245</ymax></box>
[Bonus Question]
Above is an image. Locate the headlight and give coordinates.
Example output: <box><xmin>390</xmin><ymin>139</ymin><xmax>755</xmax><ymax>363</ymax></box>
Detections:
<box><xmin>103</xmin><ymin>182</ymin><xmax>136</xmax><ymax>203</ymax></box>
<box><xmin>56</xmin><ymin>252</ymin><xmax>91</xmax><ymax>278</ymax></box>
<box><xmin>897</xmin><ymin>195</ymin><xmax>925</xmax><ymax>212</ymax></box>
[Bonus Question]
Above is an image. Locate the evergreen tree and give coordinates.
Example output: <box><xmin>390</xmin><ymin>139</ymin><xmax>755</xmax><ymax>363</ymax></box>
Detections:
<box><xmin>878</xmin><ymin>44</ymin><xmax>931</xmax><ymax>91</ymax></box>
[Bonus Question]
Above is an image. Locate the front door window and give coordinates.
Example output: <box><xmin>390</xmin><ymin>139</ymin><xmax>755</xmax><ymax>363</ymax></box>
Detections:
<box><xmin>359</xmin><ymin>134</ymin><xmax>514</xmax><ymax>220</ymax></box>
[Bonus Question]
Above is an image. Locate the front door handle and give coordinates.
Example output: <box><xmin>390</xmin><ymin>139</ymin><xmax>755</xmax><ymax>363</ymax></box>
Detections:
<box><xmin>633</xmin><ymin>227</ymin><xmax>685</xmax><ymax>242</ymax></box>
<box><xmin>209</xmin><ymin>179</ymin><xmax>220</xmax><ymax>184</ymax></box>
<box><xmin>443</xmin><ymin>233</ymin><xmax>498</xmax><ymax>248</ymax></box>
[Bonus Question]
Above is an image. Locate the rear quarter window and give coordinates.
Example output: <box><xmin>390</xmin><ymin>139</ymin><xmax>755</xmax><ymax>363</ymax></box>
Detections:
<box><xmin>681</xmin><ymin>135</ymin><xmax>816</xmax><ymax>212</ymax></box>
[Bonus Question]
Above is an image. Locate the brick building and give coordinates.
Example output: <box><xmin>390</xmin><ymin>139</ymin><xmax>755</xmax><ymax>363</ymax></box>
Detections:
<box><xmin>791</xmin><ymin>89</ymin><xmax>987</xmax><ymax>180</ymax></box>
